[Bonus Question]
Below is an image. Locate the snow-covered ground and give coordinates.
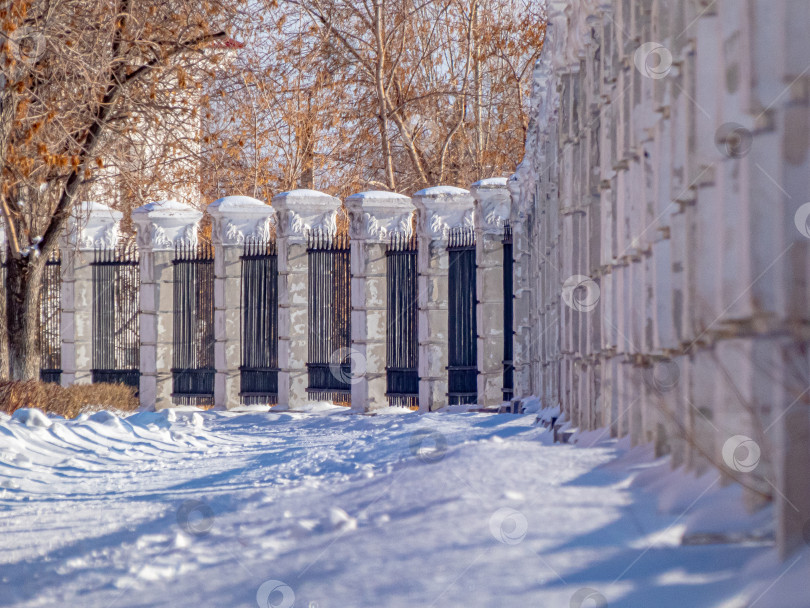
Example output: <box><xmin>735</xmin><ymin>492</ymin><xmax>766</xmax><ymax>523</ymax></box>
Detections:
<box><xmin>0</xmin><ymin>405</ymin><xmax>807</xmax><ymax>607</ymax></box>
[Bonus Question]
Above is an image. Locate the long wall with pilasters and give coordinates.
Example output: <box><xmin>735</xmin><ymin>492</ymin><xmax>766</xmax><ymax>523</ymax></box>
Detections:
<box><xmin>511</xmin><ymin>0</ymin><xmax>810</xmax><ymax>559</ymax></box>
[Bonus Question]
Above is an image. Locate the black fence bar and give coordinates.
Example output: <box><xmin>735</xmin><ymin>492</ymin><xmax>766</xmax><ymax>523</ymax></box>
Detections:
<box><xmin>502</xmin><ymin>222</ymin><xmax>514</xmax><ymax>401</ymax></box>
<box><xmin>240</xmin><ymin>238</ymin><xmax>279</xmax><ymax>405</ymax></box>
<box><xmin>0</xmin><ymin>251</ymin><xmax>5</xmax><ymax>377</ymax></box>
<box><xmin>91</xmin><ymin>243</ymin><xmax>140</xmax><ymax>391</ymax></box>
<box><xmin>39</xmin><ymin>250</ymin><xmax>62</xmax><ymax>384</ymax></box>
<box><xmin>386</xmin><ymin>232</ymin><xmax>418</xmax><ymax>408</ymax></box>
<box><xmin>306</xmin><ymin>231</ymin><xmax>351</xmax><ymax>404</ymax></box>
<box><xmin>447</xmin><ymin>227</ymin><xmax>477</xmax><ymax>405</ymax></box>
<box><xmin>172</xmin><ymin>242</ymin><xmax>215</xmax><ymax>406</ymax></box>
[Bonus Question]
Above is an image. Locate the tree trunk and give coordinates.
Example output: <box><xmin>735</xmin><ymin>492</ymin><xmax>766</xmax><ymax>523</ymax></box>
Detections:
<box><xmin>472</xmin><ymin>0</ymin><xmax>483</xmax><ymax>174</ymax></box>
<box><xmin>373</xmin><ymin>1</ymin><xmax>396</xmax><ymax>191</ymax></box>
<box><xmin>5</xmin><ymin>255</ymin><xmax>44</xmax><ymax>381</ymax></box>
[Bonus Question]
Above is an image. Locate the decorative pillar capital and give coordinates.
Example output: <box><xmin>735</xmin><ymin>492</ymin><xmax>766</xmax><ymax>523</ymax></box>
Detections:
<box><xmin>413</xmin><ymin>186</ymin><xmax>474</xmax><ymax>241</ymax></box>
<box><xmin>471</xmin><ymin>178</ymin><xmax>511</xmax><ymax>235</ymax></box>
<box><xmin>132</xmin><ymin>200</ymin><xmax>202</xmax><ymax>251</ymax></box>
<box><xmin>345</xmin><ymin>191</ymin><xmax>414</xmax><ymax>242</ymax></box>
<box><xmin>272</xmin><ymin>189</ymin><xmax>342</xmax><ymax>243</ymax></box>
<box><xmin>64</xmin><ymin>201</ymin><xmax>123</xmax><ymax>250</ymax></box>
<box><xmin>207</xmin><ymin>195</ymin><xmax>277</xmax><ymax>247</ymax></box>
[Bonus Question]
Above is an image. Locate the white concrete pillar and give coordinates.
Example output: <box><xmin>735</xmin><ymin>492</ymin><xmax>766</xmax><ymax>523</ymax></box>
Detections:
<box><xmin>507</xmin><ymin>178</ymin><xmax>534</xmax><ymax>403</ymax></box>
<box><xmin>346</xmin><ymin>191</ymin><xmax>414</xmax><ymax>412</ymax></box>
<box><xmin>61</xmin><ymin>202</ymin><xmax>123</xmax><ymax>387</ymax></box>
<box><xmin>207</xmin><ymin>196</ymin><xmax>277</xmax><ymax>409</ymax></box>
<box><xmin>133</xmin><ymin>200</ymin><xmax>203</xmax><ymax>410</ymax></box>
<box><xmin>471</xmin><ymin>178</ymin><xmax>511</xmax><ymax>408</ymax></box>
<box><xmin>413</xmin><ymin>186</ymin><xmax>475</xmax><ymax>412</ymax></box>
<box><xmin>273</xmin><ymin>189</ymin><xmax>342</xmax><ymax>409</ymax></box>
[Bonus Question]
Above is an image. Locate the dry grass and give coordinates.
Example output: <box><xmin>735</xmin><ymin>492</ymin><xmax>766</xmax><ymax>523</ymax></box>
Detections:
<box><xmin>0</xmin><ymin>381</ymin><xmax>139</xmax><ymax>419</ymax></box>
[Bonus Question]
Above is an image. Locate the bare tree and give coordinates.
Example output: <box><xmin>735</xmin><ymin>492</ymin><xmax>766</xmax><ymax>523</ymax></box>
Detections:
<box><xmin>0</xmin><ymin>0</ymin><xmax>245</xmax><ymax>379</ymax></box>
<box><xmin>205</xmin><ymin>0</ymin><xmax>546</xmax><ymax>197</ymax></box>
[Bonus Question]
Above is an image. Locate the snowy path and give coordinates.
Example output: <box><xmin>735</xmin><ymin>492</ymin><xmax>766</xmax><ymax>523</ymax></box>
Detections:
<box><xmin>0</xmin><ymin>407</ymin><xmax>787</xmax><ymax>607</ymax></box>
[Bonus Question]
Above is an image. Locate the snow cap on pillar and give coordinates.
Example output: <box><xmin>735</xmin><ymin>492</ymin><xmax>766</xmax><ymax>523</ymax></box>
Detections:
<box><xmin>413</xmin><ymin>185</ymin><xmax>474</xmax><ymax>241</ymax></box>
<box><xmin>132</xmin><ymin>200</ymin><xmax>203</xmax><ymax>251</ymax></box>
<box><xmin>471</xmin><ymin>177</ymin><xmax>511</xmax><ymax>235</ymax></box>
<box><xmin>207</xmin><ymin>195</ymin><xmax>277</xmax><ymax>246</ymax></box>
<box><xmin>65</xmin><ymin>201</ymin><xmax>123</xmax><ymax>249</ymax></box>
<box><xmin>272</xmin><ymin>188</ymin><xmax>342</xmax><ymax>243</ymax></box>
<box><xmin>345</xmin><ymin>191</ymin><xmax>414</xmax><ymax>242</ymax></box>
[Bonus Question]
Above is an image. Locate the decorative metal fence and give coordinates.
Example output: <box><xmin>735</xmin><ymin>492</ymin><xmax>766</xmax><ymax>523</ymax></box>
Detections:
<box><xmin>240</xmin><ymin>238</ymin><xmax>279</xmax><ymax>404</ymax></box>
<box><xmin>447</xmin><ymin>227</ymin><xmax>477</xmax><ymax>405</ymax></box>
<box><xmin>172</xmin><ymin>242</ymin><xmax>214</xmax><ymax>405</ymax></box>
<box><xmin>39</xmin><ymin>251</ymin><xmax>62</xmax><ymax>384</ymax></box>
<box><xmin>306</xmin><ymin>231</ymin><xmax>351</xmax><ymax>403</ymax></box>
<box><xmin>502</xmin><ymin>222</ymin><xmax>514</xmax><ymax>401</ymax></box>
<box><xmin>385</xmin><ymin>232</ymin><xmax>418</xmax><ymax>408</ymax></box>
<box><xmin>91</xmin><ymin>244</ymin><xmax>140</xmax><ymax>389</ymax></box>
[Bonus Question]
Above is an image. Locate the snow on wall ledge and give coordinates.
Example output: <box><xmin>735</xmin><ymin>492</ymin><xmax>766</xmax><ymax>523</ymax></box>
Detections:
<box><xmin>509</xmin><ymin>0</ymin><xmax>810</xmax><ymax>559</ymax></box>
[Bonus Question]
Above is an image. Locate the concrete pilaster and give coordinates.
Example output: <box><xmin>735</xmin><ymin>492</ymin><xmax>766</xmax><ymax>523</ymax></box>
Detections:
<box><xmin>346</xmin><ymin>191</ymin><xmax>414</xmax><ymax>412</ymax></box>
<box><xmin>208</xmin><ymin>196</ymin><xmax>277</xmax><ymax>409</ymax></box>
<box><xmin>471</xmin><ymin>178</ymin><xmax>511</xmax><ymax>408</ymax></box>
<box><xmin>273</xmin><ymin>189</ymin><xmax>342</xmax><ymax>409</ymax></box>
<box><xmin>414</xmin><ymin>186</ymin><xmax>475</xmax><ymax>411</ymax></box>
<box><xmin>133</xmin><ymin>200</ymin><xmax>202</xmax><ymax>410</ymax></box>
<box><xmin>61</xmin><ymin>202</ymin><xmax>123</xmax><ymax>387</ymax></box>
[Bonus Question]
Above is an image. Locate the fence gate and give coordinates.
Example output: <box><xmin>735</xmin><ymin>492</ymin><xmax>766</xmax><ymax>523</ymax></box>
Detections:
<box><xmin>91</xmin><ymin>245</ymin><xmax>140</xmax><ymax>389</ymax></box>
<box><xmin>240</xmin><ymin>238</ymin><xmax>278</xmax><ymax>405</ymax></box>
<box><xmin>39</xmin><ymin>251</ymin><xmax>62</xmax><ymax>384</ymax></box>
<box><xmin>307</xmin><ymin>231</ymin><xmax>351</xmax><ymax>404</ymax></box>
<box><xmin>386</xmin><ymin>232</ymin><xmax>418</xmax><ymax>408</ymax></box>
<box><xmin>447</xmin><ymin>227</ymin><xmax>477</xmax><ymax>405</ymax></box>
<box><xmin>172</xmin><ymin>243</ymin><xmax>214</xmax><ymax>405</ymax></box>
<box><xmin>502</xmin><ymin>222</ymin><xmax>514</xmax><ymax>401</ymax></box>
